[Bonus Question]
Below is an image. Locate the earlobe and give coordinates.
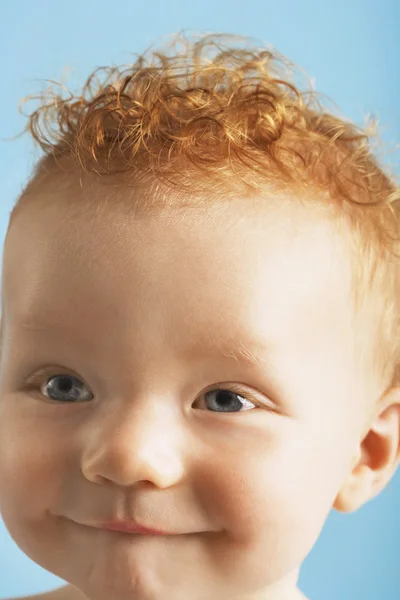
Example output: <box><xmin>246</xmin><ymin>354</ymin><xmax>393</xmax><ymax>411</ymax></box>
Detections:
<box><xmin>333</xmin><ymin>386</ymin><xmax>400</xmax><ymax>513</ymax></box>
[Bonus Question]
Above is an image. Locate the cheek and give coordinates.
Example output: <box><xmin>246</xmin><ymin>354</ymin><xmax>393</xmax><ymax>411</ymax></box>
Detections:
<box><xmin>0</xmin><ymin>408</ymin><xmax>74</xmax><ymax>572</ymax></box>
<box><xmin>0</xmin><ymin>409</ymin><xmax>67</xmax><ymax>526</ymax></box>
<box><xmin>196</xmin><ymin>418</ymin><xmax>345</xmax><ymax>580</ymax></box>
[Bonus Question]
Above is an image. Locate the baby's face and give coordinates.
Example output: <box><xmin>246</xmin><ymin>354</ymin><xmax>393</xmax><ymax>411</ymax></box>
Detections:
<box><xmin>0</xmin><ymin>190</ymin><xmax>372</xmax><ymax>600</ymax></box>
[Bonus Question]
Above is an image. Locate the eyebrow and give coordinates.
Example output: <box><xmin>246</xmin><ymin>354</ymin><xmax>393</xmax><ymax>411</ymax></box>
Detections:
<box><xmin>19</xmin><ymin>319</ymin><xmax>270</xmax><ymax>370</ymax></box>
<box><xmin>190</xmin><ymin>332</ymin><xmax>271</xmax><ymax>370</ymax></box>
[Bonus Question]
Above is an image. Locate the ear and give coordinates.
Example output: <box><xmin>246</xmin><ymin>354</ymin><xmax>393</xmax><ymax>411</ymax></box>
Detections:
<box><xmin>333</xmin><ymin>385</ymin><xmax>400</xmax><ymax>513</ymax></box>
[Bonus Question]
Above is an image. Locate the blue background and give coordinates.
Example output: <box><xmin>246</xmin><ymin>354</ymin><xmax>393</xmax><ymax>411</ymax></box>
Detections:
<box><xmin>0</xmin><ymin>1</ymin><xmax>399</xmax><ymax>599</ymax></box>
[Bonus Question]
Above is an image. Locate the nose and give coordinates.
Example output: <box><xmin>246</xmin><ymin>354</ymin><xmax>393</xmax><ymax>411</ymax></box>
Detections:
<box><xmin>81</xmin><ymin>401</ymin><xmax>186</xmax><ymax>488</ymax></box>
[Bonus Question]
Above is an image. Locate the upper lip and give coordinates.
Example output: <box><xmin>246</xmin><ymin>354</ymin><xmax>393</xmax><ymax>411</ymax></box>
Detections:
<box><xmin>86</xmin><ymin>519</ymin><xmax>175</xmax><ymax>535</ymax></box>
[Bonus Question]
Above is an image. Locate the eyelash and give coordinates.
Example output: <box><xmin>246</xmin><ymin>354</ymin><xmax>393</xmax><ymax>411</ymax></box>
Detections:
<box><xmin>24</xmin><ymin>367</ymin><xmax>265</xmax><ymax>411</ymax></box>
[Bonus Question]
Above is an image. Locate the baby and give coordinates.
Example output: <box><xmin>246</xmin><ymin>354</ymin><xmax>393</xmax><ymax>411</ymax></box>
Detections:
<box><xmin>0</xmin><ymin>32</ymin><xmax>399</xmax><ymax>600</ymax></box>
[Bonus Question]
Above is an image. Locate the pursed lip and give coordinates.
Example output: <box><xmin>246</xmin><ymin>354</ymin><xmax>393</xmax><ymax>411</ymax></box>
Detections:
<box><xmin>88</xmin><ymin>520</ymin><xmax>176</xmax><ymax>535</ymax></box>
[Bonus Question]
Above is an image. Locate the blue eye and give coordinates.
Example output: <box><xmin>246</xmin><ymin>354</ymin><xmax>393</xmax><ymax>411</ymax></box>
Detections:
<box><xmin>29</xmin><ymin>371</ymin><xmax>259</xmax><ymax>413</ymax></box>
<box><xmin>200</xmin><ymin>388</ymin><xmax>256</xmax><ymax>412</ymax></box>
<box><xmin>42</xmin><ymin>375</ymin><xmax>93</xmax><ymax>403</ymax></box>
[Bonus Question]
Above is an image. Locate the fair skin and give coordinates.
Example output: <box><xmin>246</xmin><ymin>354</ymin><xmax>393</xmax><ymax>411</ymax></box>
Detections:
<box><xmin>0</xmin><ymin>185</ymin><xmax>399</xmax><ymax>600</ymax></box>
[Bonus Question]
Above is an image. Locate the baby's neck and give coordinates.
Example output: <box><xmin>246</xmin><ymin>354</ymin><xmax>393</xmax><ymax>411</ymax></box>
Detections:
<box><xmin>62</xmin><ymin>582</ymin><xmax>309</xmax><ymax>600</ymax></box>
<box><xmin>239</xmin><ymin>585</ymin><xmax>309</xmax><ymax>600</ymax></box>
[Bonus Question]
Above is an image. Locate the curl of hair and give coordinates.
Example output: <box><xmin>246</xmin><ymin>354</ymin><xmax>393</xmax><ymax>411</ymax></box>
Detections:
<box><xmin>9</xmin><ymin>31</ymin><xmax>400</xmax><ymax>392</ymax></box>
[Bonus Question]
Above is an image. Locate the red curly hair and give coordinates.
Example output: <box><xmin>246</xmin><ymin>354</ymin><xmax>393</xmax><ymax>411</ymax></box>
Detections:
<box><xmin>6</xmin><ymin>31</ymin><xmax>400</xmax><ymax>393</ymax></box>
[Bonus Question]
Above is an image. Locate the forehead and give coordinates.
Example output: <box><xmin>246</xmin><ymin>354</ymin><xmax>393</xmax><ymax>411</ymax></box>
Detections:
<box><xmin>1</xmin><ymin>191</ymin><xmax>353</xmax><ymax>353</ymax></box>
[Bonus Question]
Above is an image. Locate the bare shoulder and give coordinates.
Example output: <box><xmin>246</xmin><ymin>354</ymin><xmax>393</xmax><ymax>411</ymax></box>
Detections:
<box><xmin>5</xmin><ymin>584</ymin><xmax>85</xmax><ymax>600</ymax></box>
